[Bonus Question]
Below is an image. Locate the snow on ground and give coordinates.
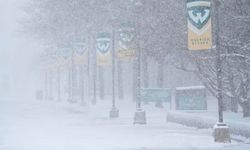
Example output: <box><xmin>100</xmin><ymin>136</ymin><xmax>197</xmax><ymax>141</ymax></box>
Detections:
<box><xmin>0</xmin><ymin>96</ymin><xmax>250</xmax><ymax>150</ymax></box>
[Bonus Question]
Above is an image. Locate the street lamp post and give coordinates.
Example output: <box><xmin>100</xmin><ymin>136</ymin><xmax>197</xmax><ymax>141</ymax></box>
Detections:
<box><xmin>80</xmin><ymin>62</ymin><xmax>85</xmax><ymax>105</ymax></box>
<box><xmin>92</xmin><ymin>35</ymin><xmax>97</xmax><ymax>105</ymax></box>
<box><xmin>45</xmin><ymin>71</ymin><xmax>49</xmax><ymax>100</ymax></box>
<box><xmin>68</xmin><ymin>46</ymin><xmax>78</xmax><ymax>103</ymax></box>
<box><xmin>55</xmin><ymin>51</ymin><xmax>62</xmax><ymax>102</ymax></box>
<box><xmin>132</xmin><ymin>0</ymin><xmax>146</xmax><ymax>125</ymax></box>
<box><xmin>212</xmin><ymin>0</ymin><xmax>231</xmax><ymax>143</ymax></box>
<box><xmin>109</xmin><ymin>19</ymin><xmax>119</xmax><ymax>118</ymax></box>
<box><xmin>68</xmin><ymin>49</ymin><xmax>74</xmax><ymax>103</ymax></box>
<box><xmin>75</xmin><ymin>42</ymin><xmax>86</xmax><ymax>106</ymax></box>
<box><xmin>57</xmin><ymin>66</ymin><xmax>61</xmax><ymax>102</ymax></box>
<box><xmin>68</xmin><ymin>58</ymin><xmax>72</xmax><ymax>102</ymax></box>
<box><xmin>61</xmin><ymin>47</ymin><xmax>71</xmax><ymax>102</ymax></box>
<box><xmin>71</xmin><ymin>49</ymin><xmax>75</xmax><ymax>102</ymax></box>
<box><xmin>214</xmin><ymin>0</ymin><xmax>223</xmax><ymax>124</ymax></box>
<box><xmin>48</xmin><ymin>55</ymin><xmax>54</xmax><ymax>101</ymax></box>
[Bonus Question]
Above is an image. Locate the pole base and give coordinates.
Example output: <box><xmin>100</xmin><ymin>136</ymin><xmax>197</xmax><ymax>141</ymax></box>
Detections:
<box><xmin>213</xmin><ymin>122</ymin><xmax>231</xmax><ymax>143</ymax></box>
<box><xmin>109</xmin><ymin>107</ymin><xmax>119</xmax><ymax>118</ymax></box>
<box><xmin>134</xmin><ymin>109</ymin><xmax>146</xmax><ymax>125</ymax></box>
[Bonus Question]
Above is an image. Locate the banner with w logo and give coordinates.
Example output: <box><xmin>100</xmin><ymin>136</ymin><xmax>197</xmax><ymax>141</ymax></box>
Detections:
<box><xmin>74</xmin><ymin>41</ymin><xmax>87</xmax><ymax>65</ymax></box>
<box><xmin>96</xmin><ymin>32</ymin><xmax>111</xmax><ymax>66</ymax></box>
<box><xmin>187</xmin><ymin>0</ymin><xmax>212</xmax><ymax>50</ymax></box>
<box><xmin>117</xmin><ymin>22</ymin><xmax>136</xmax><ymax>60</ymax></box>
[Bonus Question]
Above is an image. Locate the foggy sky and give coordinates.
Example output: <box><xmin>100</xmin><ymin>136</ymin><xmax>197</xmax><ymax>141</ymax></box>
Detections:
<box><xmin>0</xmin><ymin>0</ymin><xmax>42</xmax><ymax>96</ymax></box>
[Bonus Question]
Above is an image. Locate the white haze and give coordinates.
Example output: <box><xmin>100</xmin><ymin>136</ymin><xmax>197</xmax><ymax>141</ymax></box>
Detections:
<box><xmin>0</xmin><ymin>0</ymin><xmax>41</xmax><ymax>99</ymax></box>
<box><xmin>1</xmin><ymin>0</ymin><xmax>250</xmax><ymax>150</ymax></box>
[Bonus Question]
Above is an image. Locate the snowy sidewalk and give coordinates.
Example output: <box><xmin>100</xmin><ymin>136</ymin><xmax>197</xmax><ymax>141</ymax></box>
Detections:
<box><xmin>167</xmin><ymin>111</ymin><xmax>250</xmax><ymax>139</ymax></box>
<box><xmin>0</xmin><ymin>98</ymin><xmax>249</xmax><ymax>150</ymax></box>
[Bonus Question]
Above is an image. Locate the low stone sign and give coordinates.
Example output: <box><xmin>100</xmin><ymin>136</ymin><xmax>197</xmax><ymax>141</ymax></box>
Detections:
<box><xmin>175</xmin><ymin>86</ymin><xmax>207</xmax><ymax>110</ymax></box>
<box><xmin>139</xmin><ymin>88</ymin><xmax>171</xmax><ymax>103</ymax></box>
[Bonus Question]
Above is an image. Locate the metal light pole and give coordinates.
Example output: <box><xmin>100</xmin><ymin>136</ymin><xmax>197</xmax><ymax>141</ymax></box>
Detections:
<box><xmin>110</xmin><ymin>19</ymin><xmax>119</xmax><ymax>118</ymax></box>
<box><xmin>57</xmin><ymin>67</ymin><xmax>61</xmax><ymax>102</ymax></box>
<box><xmin>61</xmin><ymin>47</ymin><xmax>71</xmax><ymax>102</ymax></box>
<box><xmin>136</xmin><ymin>17</ymin><xmax>142</xmax><ymax>110</ymax></box>
<box><xmin>68</xmin><ymin>49</ymin><xmax>74</xmax><ymax>103</ymax></box>
<box><xmin>68</xmin><ymin>60</ymin><xmax>72</xmax><ymax>102</ymax></box>
<box><xmin>55</xmin><ymin>51</ymin><xmax>61</xmax><ymax>102</ymax></box>
<box><xmin>214</xmin><ymin>0</ymin><xmax>223</xmax><ymax>123</ymax></box>
<box><xmin>132</xmin><ymin>0</ymin><xmax>146</xmax><ymax>125</ymax></box>
<box><xmin>45</xmin><ymin>71</ymin><xmax>49</xmax><ymax>100</ymax></box>
<box><xmin>80</xmin><ymin>62</ymin><xmax>85</xmax><ymax>105</ymax></box>
<box><xmin>213</xmin><ymin>0</ymin><xmax>231</xmax><ymax>143</ymax></box>
<box><xmin>48</xmin><ymin>64</ymin><xmax>53</xmax><ymax>101</ymax></box>
<box><xmin>92</xmin><ymin>36</ymin><xmax>97</xmax><ymax>105</ymax></box>
<box><xmin>74</xmin><ymin>42</ymin><xmax>86</xmax><ymax>105</ymax></box>
<box><xmin>71</xmin><ymin>49</ymin><xmax>76</xmax><ymax>103</ymax></box>
<box><xmin>87</xmin><ymin>34</ymin><xmax>91</xmax><ymax>98</ymax></box>
<box><xmin>68</xmin><ymin>47</ymin><xmax>77</xmax><ymax>103</ymax></box>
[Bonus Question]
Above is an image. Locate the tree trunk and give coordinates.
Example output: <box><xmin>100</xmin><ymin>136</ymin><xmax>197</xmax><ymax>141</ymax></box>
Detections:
<box><xmin>133</xmin><ymin>59</ymin><xmax>137</xmax><ymax>102</ymax></box>
<box><xmin>68</xmin><ymin>67</ymin><xmax>72</xmax><ymax>102</ymax></box>
<box><xmin>239</xmin><ymin>71</ymin><xmax>250</xmax><ymax>117</ymax></box>
<box><xmin>48</xmin><ymin>70</ymin><xmax>53</xmax><ymax>100</ymax></box>
<box><xmin>155</xmin><ymin>59</ymin><xmax>164</xmax><ymax>108</ymax></box>
<box><xmin>45</xmin><ymin>71</ymin><xmax>49</xmax><ymax>100</ymax></box>
<box><xmin>242</xmin><ymin>101</ymin><xmax>250</xmax><ymax>117</ymax></box>
<box><xmin>230</xmin><ymin>97</ymin><xmax>238</xmax><ymax>113</ymax></box>
<box><xmin>157</xmin><ymin>59</ymin><xmax>164</xmax><ymax>88</ymax></box>
<box><xmin>80</xmin><ymin>64</ymin><xmax>85</xmax><ymax>105</ymax></box>
<box><xmin>71</xmin><ymin>60</ymin><xmax>77</xmax><ymax>103</ymax></box>
<box><xmin>228</xmin><ymin>75</ymin><xmax>238</xmax><ymax>113</ymax></box>
<box><xmin>117</xmin><ymin>60</ymin><xmax>124</xmax><ymax>100</ymax></box>
<box><xmin>142</xmin><ymin>54</ymin><xmax>149</xmax><ymax>105</ymax></box>
<box><xmin>57</xmin><ymin>68</ymin><xmax>61</xmax><ymax>102</ymax></box>
<box><xmin>222</xmin><ymin>96</ymin><xmax>230</xmax><ymax>111</ymax></box>
<box><xmin>142</xmin><ymin>54</ymin><xmax>149</xmax><ymax>88</ymax></box>
<box><xmin>98</xmin><ymin>66</ymin><xmax>104</xmax><ymax>100</ymax></box>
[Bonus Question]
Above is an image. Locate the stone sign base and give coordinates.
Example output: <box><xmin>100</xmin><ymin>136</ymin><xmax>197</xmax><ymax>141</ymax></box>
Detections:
<box><xmin>109</xmin><ymin>107</ymin><xmax>119</xmax><ymax>118</ymax></box>
<box><xmin>134</xmin><ymin>109</ymin><xmax>146</xmax><ymax>124</ymax></box>
<box><xmin>213</xmin><ymin>122</ymin><xmax>231</xmax><ymax>143</ymax></box>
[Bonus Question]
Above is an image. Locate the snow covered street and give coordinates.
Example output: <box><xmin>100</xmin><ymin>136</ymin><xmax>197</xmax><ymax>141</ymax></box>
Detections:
<box><xmin>2</xmin><ymin>0</ymin><xmax>250</xmax><ymax>149</ymax></box>
<box><xmin>1</xmin><ymin>98</ymin><xmax>249</xmax><ymax>150</ymax></box>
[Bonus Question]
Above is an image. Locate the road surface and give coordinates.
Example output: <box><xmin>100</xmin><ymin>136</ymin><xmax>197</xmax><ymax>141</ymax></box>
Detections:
<box><xmin>0</xmin><ymin>97</ymin><xmax>249</xmax><ymax>150</ymax></box>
